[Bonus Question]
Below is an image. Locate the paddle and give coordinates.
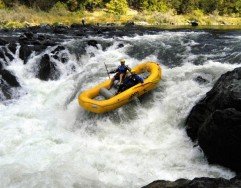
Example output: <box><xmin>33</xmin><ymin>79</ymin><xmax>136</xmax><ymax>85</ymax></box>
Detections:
<box><xmin>103</xmin><ymin>62</ymin><xmax>110</xmax><ymax>79</ymax></box>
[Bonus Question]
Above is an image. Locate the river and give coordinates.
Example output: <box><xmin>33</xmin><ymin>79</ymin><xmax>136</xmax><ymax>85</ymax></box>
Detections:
<box><xmin>0</xmin><ymin>27</ymin><xmax>240</xmax><ymax>187</ymax></box>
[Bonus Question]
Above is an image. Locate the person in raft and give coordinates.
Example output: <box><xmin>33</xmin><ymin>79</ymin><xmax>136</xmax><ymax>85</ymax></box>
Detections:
<box><xmin>116</xmin><ymin>71</ymin><xmax>144</xmax><ymax>94</ymax></box>
<box><xmin>108</xmin><ymin>59</ymin><xmax>132</xmax><ymax>89</ymax></box>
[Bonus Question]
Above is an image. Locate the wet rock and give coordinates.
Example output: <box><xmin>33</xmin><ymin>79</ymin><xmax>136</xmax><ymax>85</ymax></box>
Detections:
<box><xmin>61</xmin><ymin>54</ymin><xmax>68</xmax><ymax>63</ymax></box>
<box><xmin>37</xmin><ymin>54</ymin><xmax>60</xmax><ymax>81</ymax></box>
<box><xmin>53</xmin><ymin>25</ymin><xmax>69</xmax><ymax>34</ymax></box>
<box><xmin>19</xmin><ymin>34</ymin><xmax>29</xmax><ymax>45</ymax></box>
<box><xmin>195</xmin><ymin>76</ymin><xmax>208</xmax><ymax>84</ymax></box>
<box><xmin>32</xmin><ymin>40</ymin><xmax>42</xmax><ymax>45</ymax></box>
<box><xmin>70</xmin><ymin>23</ymin><xmax>82</xmax><ymax>28</ymax></box>
<box><xmin>51</xmin><ymin>46</ymin><xmax>65</xmax><ymax>54</ymax></box>
<box><xmin>0</xmin><ymin>60</ymin><xmax>3</xmax><ymax>70</ymax></box>
<box><xmin>191</xmin><ymin>20</ymin><xmax>198</xmax><ymax>26</ymax></box>
<box><xmin>51</xmin><ymin>46</ymin><xmax>68</xmax><ymax>63</ymax></box>
<box><xmin>24</xmin><ymin>32</ymin><xmax>34</xmax><ymax>39</ymax></box>
<box><xmin>0</xmin><ymin>38</ymin><xmax>9</xmax><ymax>45</ymax></box>
<box><xmin>37</xmin><ymin>34</ymin><xmax>46</xmax><ymax>41</ymax></box>
<box><xmin>87</xmin><ymin>40</ymin><xmax>98</xmax><ymax>48</ymax></box>
<box><xmin>38</xmin><ymin>24</ymin><xmax>52</xmax><ymax>32</ymax></box>
<box><xmin>143</xmin><ymin>179</ymin><xmax>190</xmax><ymax>188</ymax></box>
<box><xmin>8</xmin><ymin>43</ymin><xmax>17</xmax><ymax>54</ymax></box>
<box><xmin>0</xmin><ymin>49</ymin><xmax>5</xmax><ymax>61</ymax></box>
<box><xmin>42</xmin><ymin>40</ymin><xmax>56</xmax><ymax>46</ymax></box>
<box><xmin>0</xmin><ymin>69</ymin><xmax>20</xmax><ymax>87</ymax></box>
<box><xmin>186</xmin><ymin>67</ymin><xmax>241</xmax><ymax>172</ymax></box>
<box><xmin>198</xmin><ymin>108</ymin><xmax>241</xmax><ymax>172</ymax></box>
<box><xmin>143</xmin><ymin>176</ymin><xmax>241</xmax><ymax>188</ymax></box>
<box><xmin>19</xmin><ymin>43</ymin><xmax>50</xmax><ymax>64</ymax></box>
<box><xmin>19</xmin><ymin>45</ymin><xmax>32</xmax><ymax>64</ymax></box>
<box><xmin>125</xmin><ymin>21</ymin><xmax>135</xmax><ymax>27</ymax></box>
<box><xmin>3</xmin><ymin>47</ymin><xmax>14</xmax><ymax>61</ymax></box>
<box><xmin>0</xmin><ymin>69</ymin><xmax>21</xmax><ymax>101</ymax></box>
<box><xmin>0</xmin><ymin>47</ymin><xmax>14</xmax><ymax>63</ymax></box>
<box><xmin>107</xmin><ymin>23</ymin><xmax>116</xmax><ymax>26</ymax></box>
<box><xmin>118</xmin><ymin>43</ymin><xmax>124</xmax><ymax>48</ymax></box>
<box><xmin>75</xmin><ymin>30</ymin><xmax>86</xmax><ymax>37</ymax></box>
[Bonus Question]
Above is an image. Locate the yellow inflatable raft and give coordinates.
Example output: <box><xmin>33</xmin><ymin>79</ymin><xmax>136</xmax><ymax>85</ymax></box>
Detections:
<box><xmin>78</xmin><ymin>61</ymin><xmax>162</xmax><ymax>113</ymax></box>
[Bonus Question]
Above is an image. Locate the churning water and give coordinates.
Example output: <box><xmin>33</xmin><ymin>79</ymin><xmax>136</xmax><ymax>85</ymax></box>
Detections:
<box><xmin>1</xmin><ymin>29</ymin><xmax>240</xmax><ymax>187</ymax></box>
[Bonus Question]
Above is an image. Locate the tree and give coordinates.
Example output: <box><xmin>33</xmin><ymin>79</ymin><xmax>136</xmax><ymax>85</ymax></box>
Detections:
<box><xmin>106</xmin><ymin>0</ymin><xmax>129</xmax><ymax>14</ymax></box>
<box><xmin>199</xmin><ymin>0</ymin><xmax>218</xmax><ymax>14</ymax></box>
<box><xmin>235</xmin><ymin>0</ymin><xmax>241</xmax><ymax>14</ymax></box>
<box><xmin>140</xmin><ymin>0</ymin><xmax>169</xmax><ymax>12</ymax></box>
<box><xmin>169</xmin><ymin>0</ymin><xmax>198</xmax><ymax>14</ymax></box>
<box><xmin>0</xmin><ymin>0</ymin><xmax>5</xmax><ymax>9</ymax></box>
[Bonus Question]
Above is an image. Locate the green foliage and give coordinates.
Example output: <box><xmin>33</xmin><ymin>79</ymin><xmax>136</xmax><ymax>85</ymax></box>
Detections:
<box><xmin>50</xmin><ymin>2</ymin><xmax>69</xmax><ymax>15</ymax></box>
<box><xmin>199</xmin><ymin>0</ymin><xmax>218</xmax><ymax>14</ymax></box>
<box><xmin>106</xmin><ymin>0</ymin><xmax>129</xmax><ymax>15</ymax></box>
<box><xmin>0</xmin><ymin>0</ymin><xmax>5</xmax><ymax>9</ymax></box>
<box><xmin>140</xmin><ymin>0</ymin><xmax>169</xmax><ymax>12</ymax></box>
<box><xmin>2</xmin><ymin>0</ymin><xmax>241</xmax><ymax>16</ymax></box>
<box><xmin>2</xmin><ymin>0</ymin><xmax>15</xmax><ymax>7</ymax></box>
<box><xmin>76</xmin><ymin>0</ymin><xmax>104</xmax><ymax>11</ymax></box>
<box><xmin>169</xmin><ymin>0</ymin><xmax>198</xmax><ymax>14</ymax></box>
<box><xmin>235</xmin><ymin>0</ymin><xmax>241</xmax><ymax>15</ymax></box>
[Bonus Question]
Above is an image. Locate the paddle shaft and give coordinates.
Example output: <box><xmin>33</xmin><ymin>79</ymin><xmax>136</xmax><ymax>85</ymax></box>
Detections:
<box><xmin>103</xmin><ymin>62</ymin><xmax>110</xmax><ymax>79</ymax></box>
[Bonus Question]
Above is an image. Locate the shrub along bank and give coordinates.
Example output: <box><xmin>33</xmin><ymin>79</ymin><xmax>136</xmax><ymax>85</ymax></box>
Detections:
<box><xmin>1</xmin><ymin>0</ymin><xmax>241</xmax><ymax>28</ymax></box>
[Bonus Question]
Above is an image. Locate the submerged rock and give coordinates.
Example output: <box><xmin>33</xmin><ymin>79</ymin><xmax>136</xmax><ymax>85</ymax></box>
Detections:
<box><xmin>186</xmin><ymin>67</ymin><xmax>241</xmax><ymax>172</ymax></box>
<box><xmin>195</xmin><ymin>76</ymin><xmax>208</xmax><ymax>84</ymax></box>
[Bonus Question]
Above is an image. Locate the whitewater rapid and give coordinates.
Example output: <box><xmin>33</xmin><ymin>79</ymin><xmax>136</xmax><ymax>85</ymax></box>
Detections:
<box><xmin>0</xmin><ymin>30</ymin><xmax>240</xmax><ymax>187</ymax></box>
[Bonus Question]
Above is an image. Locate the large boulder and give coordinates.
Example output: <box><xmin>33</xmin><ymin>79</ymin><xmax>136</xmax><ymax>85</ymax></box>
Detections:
<box><xmin>186</xmin><ymin>67</ymin><xmax>241</xmax><ymax>172</ymax></box>
<box><xmin>198</xmin><ymin>108</ymin><xmax>241</xmax><ymax>172</ymax></box>
<box><xmin>36</xmin><ymin>54</ymin><xmax>60</xmax><ymax>81</ymax></box>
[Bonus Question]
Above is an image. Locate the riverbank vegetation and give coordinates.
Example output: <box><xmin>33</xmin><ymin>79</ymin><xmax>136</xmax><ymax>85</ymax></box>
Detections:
<box><xmin>1</xmin><ymin>0</ymin><xmax>241</xmax><ymax>28</ymax></box>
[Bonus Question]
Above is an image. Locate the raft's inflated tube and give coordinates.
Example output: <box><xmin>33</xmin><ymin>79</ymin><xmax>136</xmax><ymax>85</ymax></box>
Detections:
<box><xmin>78</xmin><ymin>61</ymin><xmax>162</xmax><ymax>113</ymax></box>
<box><xmin>99</xmin><ymin>88</ymin><xmax>114</xmax><ymax>99</ymax></box>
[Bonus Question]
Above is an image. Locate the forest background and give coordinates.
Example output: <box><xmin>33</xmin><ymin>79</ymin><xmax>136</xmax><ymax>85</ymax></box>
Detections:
<box><xmin>1</xmin><ymin>0</ymin><xmax>241</xmax><ymax>28</ymax></box>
